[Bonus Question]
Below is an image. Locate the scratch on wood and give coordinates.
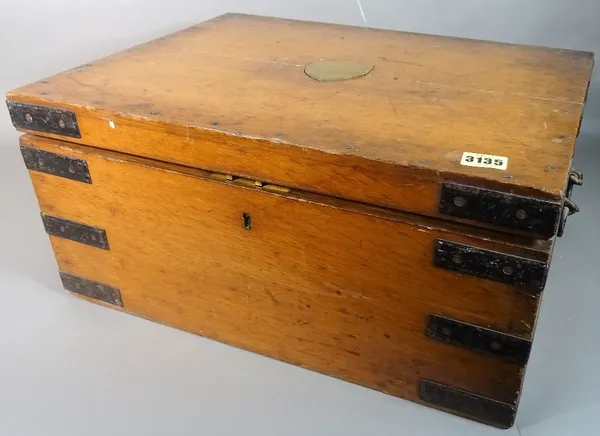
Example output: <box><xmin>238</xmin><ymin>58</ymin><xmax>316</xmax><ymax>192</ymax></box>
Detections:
<box><xmin>312</xmin><ymin>89</ymin><xmax>342</xmax><ymax>102</ymax></box>
<box><xmin>191</xmin><ymin>49</ymin><xmax>303</xmax><ymax>67</ymax></box>
<box><xmin>293</xmin><ymin>319</ymin><xmax>310</xmax><ymax>326</ymax></box>
<box><xmin>483</xmin><ymin>108</ymin><xmax>530</xmax><ymax>147</ymax></box>
<box><xmin>317</xmin><ymin>340</ymin><xmax>361</xmax><ymax>357</ymax></box>
<box><xmin>414</xmin><ymin>80</ymin><xmax>583</xmax><ymax>104</ymax></box>
<box><xmin>388</xmin><ymin>95</ymin><xmax>398</xmax><ymax>117</ymax></box>
<box><xmin>265</xmin><ymin>289</ymin><xmax>280</xmax><ymax>305</ymax></box>
<box><xmin>65</xmin><ymin>75</ymin><xmax>104</xmax><ymax>94</ymax></box>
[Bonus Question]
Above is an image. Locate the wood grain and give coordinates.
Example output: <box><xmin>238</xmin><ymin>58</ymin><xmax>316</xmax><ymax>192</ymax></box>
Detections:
<box><xmin>6</xmin><ymin>14</ymin><xmax>594</xmax><ymax>237</ymax></box>
<box><xmin>22</xmin><ymin>134</ymin><xmax>546</xmax><ymax>412</ymax></box>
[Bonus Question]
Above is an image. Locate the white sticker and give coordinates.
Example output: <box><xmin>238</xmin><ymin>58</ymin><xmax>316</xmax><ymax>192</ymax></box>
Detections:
<box><xmin>460</xmin><ymin>152</ymin><xmax>508</xmax><ymax>170</ymax></box>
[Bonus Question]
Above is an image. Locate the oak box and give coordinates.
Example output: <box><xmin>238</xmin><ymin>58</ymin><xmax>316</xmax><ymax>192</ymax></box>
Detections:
<box><xmin>6</xmin><ymin>13</ymin><xmax>594</xmax><ymax>428</ymax></box>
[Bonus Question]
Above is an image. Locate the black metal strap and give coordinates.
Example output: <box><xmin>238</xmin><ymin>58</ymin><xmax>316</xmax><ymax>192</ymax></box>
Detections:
<box><xmin>419</xmin><ymin>379</ymin><xmax>516</xmax><ymax>429</ymax></box>
<box><xmin>60</xmin><ymin>273</ymin><xmax>123</xmax><ymax>307</ymax></box>
<box><xmin>7</xmin><ymin>101</ymin><xmax>81</xmax><ymax>138</ymax></box>
<box><xmin>42</xmin><ymin>214</ymin><xmax>109</xmax><ymax>250</ymax></box>
<box><xmin>427</xmin><ymin>315</ymin><xmax>532</xmax><ymax>366</ymax></box>
<box><xmin>433</xmin><ymin>239</ymin><xmax>548</xmax><ymax>293</ymax></box>
<box><xmin>20</xmin><ymin>146</ymin><xmax>91</xmax><ymax>183</ymax></box>
<box><xmin>439</xmin><ymin>182</ymin><xmax>561</xmax><ymax>237</ymax></box>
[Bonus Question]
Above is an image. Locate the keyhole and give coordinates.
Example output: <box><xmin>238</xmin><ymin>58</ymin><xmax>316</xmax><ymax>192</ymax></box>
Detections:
<box><xmin>242</xmin><ymin>213</ymin><xmax>251</xmax><ymax>230</ymax></box>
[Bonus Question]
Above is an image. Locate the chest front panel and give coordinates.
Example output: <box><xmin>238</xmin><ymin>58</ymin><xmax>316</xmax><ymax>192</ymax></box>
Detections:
<box><xmin>21</xmin><ymin>135</ymin><xmax>548</xmax><ymax>427</ymax></box>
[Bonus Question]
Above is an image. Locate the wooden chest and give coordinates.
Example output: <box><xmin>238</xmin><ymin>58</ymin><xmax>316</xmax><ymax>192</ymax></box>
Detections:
<box><xmin>6</xmin><ymin>13</ymin><xmax>594</xmax><ymax>428</ymax></box>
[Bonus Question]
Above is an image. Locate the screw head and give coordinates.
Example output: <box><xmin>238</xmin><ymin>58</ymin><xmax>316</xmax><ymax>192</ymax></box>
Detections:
<box><xmin>502</xmin><ymin>265</ymin><xmax>514</xmax><ymax>276</ymax></box>
<box><xmin>453</xmin><ymin>196</ymin><xmax>466</xmax><ymax>207</ymax></box>
<box><xmin>25</xmin><ymin>113</ymin><xmax>33</xmax><ymax>123</ymax></box>
<box><xmin>37</xmin><ymin>159</ymin><xmax>44</xmax><ymax>167</ymax></box>
<box><xmin>58</xmin><ymin>119</ymin><xmax>66</xmax><ymax>128</ymax></box>
<box><xmin>451</xmin><ymin>254</ymin><xmax>463</xmax><ymax>264</ymax></box>
<box><xmin>68</xmin><ymin>165</ymin><xmax>75</xmax><ymax>174</ymax></box>
<box><xmin>515</xmin><ymin>209</ymin><xmax>527</xmax><ymax>220</ymax></box>
<box><xmin>441</xmin><ymin>327</ymin><xmax>452</xmax><ymax>336</ymax></box>
<box><xmin>490</xmin><ymin>341</ymin><xmax>502</xmax><ymax>351</ymax></box>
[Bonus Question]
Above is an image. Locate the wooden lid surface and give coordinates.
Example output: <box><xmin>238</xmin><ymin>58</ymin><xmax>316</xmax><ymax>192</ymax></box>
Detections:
<box><xmin>7</xmin><ymin>13</ymin><xmax>594</xmax><ymax>237</ymax></box>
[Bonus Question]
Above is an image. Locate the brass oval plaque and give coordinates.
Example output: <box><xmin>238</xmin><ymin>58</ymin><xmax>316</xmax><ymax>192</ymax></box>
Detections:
<box><xmin>304</xmin><ymin>60</ymin><xmax>374</xmax><ymax>82</ymax></box>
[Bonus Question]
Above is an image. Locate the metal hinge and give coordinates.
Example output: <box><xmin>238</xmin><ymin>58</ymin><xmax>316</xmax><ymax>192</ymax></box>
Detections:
<box><xmin>426</xmin><ymin>314</ymin><xmax>532</xmax><ymax>365</ymax></box>
<box><xmin>433</xmin><ymin>239</ymin><xmax>548</xmax><ymax>294</ymax></box>
<box><xmin>419</xmin><ymin>379</ymin><xmax>516</xmax><ymax>429</ymax></box>
<box><xmin>60</xmin><ymin>273</ymin><xmax>123</xmax><ymax>307</ymax></box>
<box><xmin>208</xmin><ymin>172</ymin><xmax>291</xmax><ymax>193</ymax></box>
<box><xmin>7</xmin><ymin>101</ymin><xmax>81</xmax><ymax>138</ymax></box>
<box><xmin>21</xmin><ymin>146</ymin><xmax>91</xmax><ymax>183</ymax></box>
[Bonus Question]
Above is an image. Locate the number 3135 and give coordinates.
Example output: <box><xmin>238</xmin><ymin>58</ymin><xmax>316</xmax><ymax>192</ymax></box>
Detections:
<box><xmin>465</xmin><ymin>156</ymin><xmax>504</xmax><ymax>166</ymax></box>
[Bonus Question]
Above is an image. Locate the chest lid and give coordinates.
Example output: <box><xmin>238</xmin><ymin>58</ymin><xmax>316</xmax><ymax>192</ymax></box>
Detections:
<box><xmin>6</xmin><ymin>13</ymin><xmax>594</xmax><ymax>238</ymax></box>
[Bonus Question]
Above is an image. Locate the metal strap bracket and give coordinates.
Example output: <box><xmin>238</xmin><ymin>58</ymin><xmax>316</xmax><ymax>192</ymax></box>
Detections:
<box><xmin>20</xmin><ymin>146</ymin><xmax>91</xmax><ymax>183</ymax></box>
<box><xmin>42</xmin><ymin>214</ymin><xmax>109</xmax><ymax>250</ymax></box>
<box><xmin>439</xmin><ymin>182</ymin><xmax>561</xmax><ymax>237</ymax></box>
<box><xmin>60</xmin><ymin>273</ymin><xmax>123</xmax><ymax>307</ymax></box>
<box><xmin>433</xmin><ymin>239</ymin><xmax>548</xmax><ymax>293</ymax></box>
<box><xmin>427</xmin><ymin>314</ymin><xmax>532</xmax><ymax>366</ymax></box>
<box><xmin>7</xmin><ymin>101</ymin><xmax>81</xmax><ymax>138</ymax></box>
<box><xmin>419</xmin><ymin>379</ymin><xmax>516</xmax><ymax>429</ymax></box>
